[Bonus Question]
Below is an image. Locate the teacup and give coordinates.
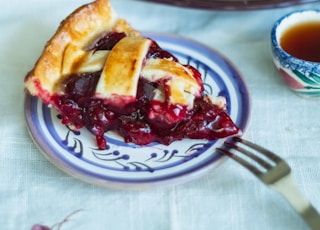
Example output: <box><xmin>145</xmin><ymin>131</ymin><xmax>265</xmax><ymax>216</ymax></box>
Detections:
<box><xmin>271</xmin><ymin>10</ymin><xmax>320</xmax><ymax>99</ymax></box>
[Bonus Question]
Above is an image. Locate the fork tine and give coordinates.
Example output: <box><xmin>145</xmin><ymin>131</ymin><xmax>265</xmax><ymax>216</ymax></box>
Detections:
<box><xmin>223</xmin><ymin>141</ymin><xmax>273</xmax><ymax>170</ymax></box>
<box><xmin>216</xmin><ymin>147</ymin><xmax>263</xmax><ymax>176</ymax></box>
<box><xmin>233</xmin><ymin>137</ymin><xmax>284</xmax><ymax>164</ymax></box>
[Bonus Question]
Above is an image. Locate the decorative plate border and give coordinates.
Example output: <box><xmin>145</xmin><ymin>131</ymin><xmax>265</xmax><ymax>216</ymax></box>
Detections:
<box><xmin>139</xmin><ymin>0</ymin><xmax>317</xmax><ymax>11</ymax></box>
<box><xmin>24</xmin><ymin>33</ymin><xmax>251</xmax><ymax>190</ymax></box>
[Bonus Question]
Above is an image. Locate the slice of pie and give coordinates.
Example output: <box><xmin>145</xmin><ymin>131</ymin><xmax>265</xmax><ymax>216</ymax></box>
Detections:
<box><xmin>25</xmin><ymin>0</ymin><xmax>240</xmax><ymax>150</ymax></box>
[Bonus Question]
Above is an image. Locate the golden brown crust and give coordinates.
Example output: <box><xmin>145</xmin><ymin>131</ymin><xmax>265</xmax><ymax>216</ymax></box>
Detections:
<box><xmin>142</xmin><ymin>59</ymin><xmax>202</xmax><ymax>106</ymax></box>
<box><xmin>96</xmin><ymin>37</ymin><xmax>151</xmax><ymax>102</ymax></box>
<box><xmin>25</xmin><ymin>0</ymin><xmax>139</xmax><ymax>98</ymax></box>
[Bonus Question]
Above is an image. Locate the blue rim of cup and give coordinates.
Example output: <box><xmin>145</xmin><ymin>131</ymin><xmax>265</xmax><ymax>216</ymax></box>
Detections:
<box><xmin>271</xmin><ymin>10</ymin><xmax>320</xmax><ymax>76</ymax></box>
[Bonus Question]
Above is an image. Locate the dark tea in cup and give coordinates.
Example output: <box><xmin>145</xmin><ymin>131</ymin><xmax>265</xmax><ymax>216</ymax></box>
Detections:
<box><xmin>271</xmin><ymin>10</ymin><xmax>320</xmax><ymax>99</ymax></box>
<box><xmin>280</xmin><ymin>21</ymin><xmax>320</xmax><ymax>62</ymax></box>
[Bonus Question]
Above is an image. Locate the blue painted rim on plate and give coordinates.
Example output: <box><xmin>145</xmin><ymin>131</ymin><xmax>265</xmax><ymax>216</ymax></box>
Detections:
<box><xmin>24</xmin><ymin>33</ymin><xmax>251</xmax><ymax>190</ymax></box>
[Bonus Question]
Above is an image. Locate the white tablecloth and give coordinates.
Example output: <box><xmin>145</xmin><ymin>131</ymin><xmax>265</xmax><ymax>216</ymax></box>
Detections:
<box><xmin>1</xmin><ymin>0</ymin><xmax>320</xmax><ymax>229</ymax></box>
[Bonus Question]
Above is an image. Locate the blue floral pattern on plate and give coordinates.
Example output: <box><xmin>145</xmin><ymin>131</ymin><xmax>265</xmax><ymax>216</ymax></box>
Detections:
<box><xmin>24</xmin><ymin>33</ymin><xmax>251</xmax><ymax>189</ymax></box>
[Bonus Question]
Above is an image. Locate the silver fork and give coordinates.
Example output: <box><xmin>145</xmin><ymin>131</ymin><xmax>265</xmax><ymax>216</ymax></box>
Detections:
<box><xmin>216</xmin><ymin>136</ymin><xmax>320</xmax><ymax>230</ymax></box>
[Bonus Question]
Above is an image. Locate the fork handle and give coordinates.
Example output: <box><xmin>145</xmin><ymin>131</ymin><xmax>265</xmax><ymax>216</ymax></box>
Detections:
<box><xmin>271</xmin><ymin>174</ymin><xmax>320</xmax><ymax>230</ymax></box>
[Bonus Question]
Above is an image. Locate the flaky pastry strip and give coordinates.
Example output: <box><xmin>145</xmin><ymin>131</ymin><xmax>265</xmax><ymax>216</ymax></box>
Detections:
<box><xmin>25</xmin><ymin>0</ymin><xmax>140</xmax><ymax>102</ymax></box>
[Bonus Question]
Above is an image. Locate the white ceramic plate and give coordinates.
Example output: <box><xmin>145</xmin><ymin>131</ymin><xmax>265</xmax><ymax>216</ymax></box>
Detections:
<box><xmin>24</xmin><ymin>33</ymin><xmax>251</xmax><ymax>190</ymax></box>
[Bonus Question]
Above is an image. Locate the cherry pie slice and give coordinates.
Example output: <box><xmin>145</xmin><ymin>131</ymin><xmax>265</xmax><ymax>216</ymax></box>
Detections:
<box><xmin>25</xmin><ymin>0</ymin><xmax>240</xmax><ymax>150</ymax></box>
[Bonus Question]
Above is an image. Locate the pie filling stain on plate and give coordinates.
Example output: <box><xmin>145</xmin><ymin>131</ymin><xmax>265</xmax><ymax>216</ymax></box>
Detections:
<box><xmin>24</xmin><ymin>33</ymin><xmax>251</xmax><ymax>190</ymax></box>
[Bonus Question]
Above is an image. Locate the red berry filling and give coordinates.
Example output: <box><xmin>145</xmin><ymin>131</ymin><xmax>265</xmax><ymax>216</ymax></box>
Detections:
<box><xmin>49</xmin><ymin>32</ymin><xmax>239</xmax><ymax>149</ymax></box>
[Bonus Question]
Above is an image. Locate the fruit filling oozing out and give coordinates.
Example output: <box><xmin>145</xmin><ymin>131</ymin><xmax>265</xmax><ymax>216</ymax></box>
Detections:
<box><xmin>51</xmin><ymin>32</ymin><xmax>240</xmax><ymax>150</ymax></box>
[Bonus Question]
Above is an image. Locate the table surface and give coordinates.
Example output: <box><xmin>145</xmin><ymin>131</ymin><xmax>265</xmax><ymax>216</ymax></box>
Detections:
<box><xmin>1</xmin><ymin>0</ymin><xmax>320</xmax><ymax>229</ymax></box>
